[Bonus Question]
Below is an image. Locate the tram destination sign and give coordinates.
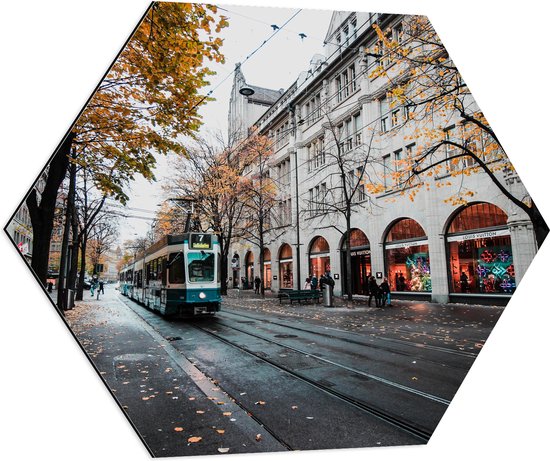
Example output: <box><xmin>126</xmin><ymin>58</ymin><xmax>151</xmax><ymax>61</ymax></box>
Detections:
<box><xmin>190</xmin><ymin>233</ymin><xmax>212</xmax><ymax>250</ymax></box>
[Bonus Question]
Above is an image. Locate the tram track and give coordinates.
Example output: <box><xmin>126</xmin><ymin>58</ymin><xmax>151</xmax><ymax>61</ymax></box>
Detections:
<box><xmin>190</xmin><ymin>319</ymin><xmax>443</xmax><ymax>443</ymax></box>
<box><xmin>118</xmin><ymin>294</ymin><xmax>426</xmax><ymax>448</ymax></box>
<box><xmin>220</xmin><ymin>308</ymin><xmax>477</xmax><ymax>365</ymax></box>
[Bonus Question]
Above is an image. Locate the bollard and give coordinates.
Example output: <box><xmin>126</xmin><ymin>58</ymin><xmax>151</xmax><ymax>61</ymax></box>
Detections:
<box><xmin>323</xmin><ymin>285</ymin><xmax>333</xmax><ymax>307</ymax></box>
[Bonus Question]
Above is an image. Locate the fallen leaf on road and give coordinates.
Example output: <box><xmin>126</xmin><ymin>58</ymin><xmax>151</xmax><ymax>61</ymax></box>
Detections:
<box><xmin>306</xmin><ymin>417</ymin><xmax>314</xmax><ymax>420</ymax></box>
<box><xmin>188</xmin><ymin>397</ymin><xmax>196</xmax><ymax>401</ymax></box>
<box><xmin>223</xmin><ymin>412</ymin><xmax>232</xmax><ymax>416</ymax></box>
<box><xmin>218</xmin><ymin>448</ymin><xmax>230</xmax><ymax>453</ymax></box>
<box><xmin>188</xmin><ymin>436</ymin><xmax>202</xmax><ymax>443</ymax></box>
<box><xmin>255</xmin><ymin>401</ymin><xmax>266</xmax><ymax>405</ymax></box>
<box><xmin>255</xmin><ymin>434</ymin><xmax>262</xmax><ymax>441</ymax></box>
<box><xmin>291</xmin><ymin>406</ymin><xmax>298</xmax><ymax>410</ymax></box>
<box><xmin>216</xmin><ymin>429</ymin><xmax>225</xmax><ymax>434</ymax></box>
<box><xmin>174</xmin><ymin>427</ymin><xmax>184</xmax><ymax>432</ymax></box>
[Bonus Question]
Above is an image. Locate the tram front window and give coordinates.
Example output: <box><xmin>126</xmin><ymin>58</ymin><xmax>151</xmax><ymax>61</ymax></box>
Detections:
<box><xmin>187</xmin><ymin>251</ymin><xmax>215</xmax><ymax>283</ymax></box>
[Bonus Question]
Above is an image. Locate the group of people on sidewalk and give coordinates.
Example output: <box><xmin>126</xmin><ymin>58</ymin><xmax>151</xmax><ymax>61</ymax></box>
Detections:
<box><xmin>303</xmin><ymin>272</ymin><xmax>335</xmax><ymax>292</ymax></box>
<box><xmin>367</xmin><ymin>276</ymin><xmax>391</xmax><ymax>307</ymax></box>
<box><xmin>250</xmin><ymin>271</ymin><xmax>391</xmax><ymax>308</ymax></box>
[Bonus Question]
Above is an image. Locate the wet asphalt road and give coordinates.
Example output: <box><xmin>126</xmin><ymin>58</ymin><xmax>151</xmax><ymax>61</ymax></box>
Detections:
<box><xmin>66</xmin><ymin>287</ymin><xmax>502</xmax><ymax>457</ymax></box>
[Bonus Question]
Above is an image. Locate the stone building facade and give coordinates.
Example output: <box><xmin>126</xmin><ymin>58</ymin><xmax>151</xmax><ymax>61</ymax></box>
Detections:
<box><xmin>228</xmin><ymin>11</ymin><xmax>541</xmax><ymax>305</ymax></box>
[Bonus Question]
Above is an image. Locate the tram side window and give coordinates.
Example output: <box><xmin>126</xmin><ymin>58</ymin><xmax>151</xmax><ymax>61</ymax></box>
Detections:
<box><xmin>137</xmin><ymin>269</ymin><xmax>143</xmax><ymax>288</ymax></box>
<box><xmin>146</xmin><ymin>263</ymin><xmax>151</xmax><ymax>284</ymax></box>
<box><xmin>168</xmin><ymin>252</ymin><xmax>185</xmax><ymax>284</ymax></box>
<box><xmin>161</xmin><ymin>257</ymin><xmax>167</xmax><ymax>285</ymax></box>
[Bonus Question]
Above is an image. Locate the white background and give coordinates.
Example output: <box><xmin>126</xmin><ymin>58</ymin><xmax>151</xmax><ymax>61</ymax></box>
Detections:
<box><xmin>1</xmin><ymin>1</ymin><xmax>549</xmax><ymax>460</ymax></box>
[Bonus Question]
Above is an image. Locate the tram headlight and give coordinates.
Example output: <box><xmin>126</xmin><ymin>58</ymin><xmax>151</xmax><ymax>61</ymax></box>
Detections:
<box><xmin>199</xmin><ymin>292</ymin><xmax>206</xmax><ymax>299</ymax></box>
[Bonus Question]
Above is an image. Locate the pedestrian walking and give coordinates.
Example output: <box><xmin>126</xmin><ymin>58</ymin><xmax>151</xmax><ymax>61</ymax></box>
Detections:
<box><xmin>99</xmin><ymin>280</ymin><xmax>105</xmax><ymax>295</ymax></box>
<box><xmin>47</xmin><ymin>281</ymin><xmax>53</xmax><ymax>293</ymax></box>
<box><xmin>254</xmin><ymin>276</ymin><xmax>261</xmax><ymax>294</ymax></box>
<box><xmin>379</xmin><ymin>278</ymin><xmax>391</xmax><ymax>307</ymax></box>
<box><xmin>324</xmin><ymin>271</ymin><xmax>335</xmax><ymax>293</ymax></box>
<box><xmin>368</xmin><ymin>276</ymin><xmax>380</xmax><ymax>307</ymax></box>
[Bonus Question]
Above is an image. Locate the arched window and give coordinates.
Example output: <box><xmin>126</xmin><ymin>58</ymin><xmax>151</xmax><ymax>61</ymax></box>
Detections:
<box><xmin>446</xmin><ymin>203</ymin><xmax>514</xmax><ymax>294</ymax></box>
<box><xmin>309</xmin><ymin>236</ymin><xmax>331</xmax><ymax>279</ymax></box>
<box><xmin>244</xmin><ymin>251</ymin><xmax>254</xmax><ymax>289</ymax></box>
<box><xmin>384</xmin><ymin>219</ymin><xmax>431</xmax><ymax>292</ymax></box>
<box><xmin>278</xmin><ymin>244</ymin><xmax>293</xmax><ymax>289</ymax></box>
<box><xmin>263</xmin><ymin>248</ymin><xmax>272</xmax><ymax>290</ymax></box>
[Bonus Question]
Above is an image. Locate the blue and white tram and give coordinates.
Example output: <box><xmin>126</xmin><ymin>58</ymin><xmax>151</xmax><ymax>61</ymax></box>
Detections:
<box><xmin>119</xmin><ymin>233</ymin><xmax>221</xmax><ymax>317</ymax></box>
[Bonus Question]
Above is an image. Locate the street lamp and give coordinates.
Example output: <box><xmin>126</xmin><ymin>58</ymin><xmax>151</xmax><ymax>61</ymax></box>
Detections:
<box><xmin>239</xmin><ymin>86</ymin><xmax>255</xmax><ymax>97</ymax></box>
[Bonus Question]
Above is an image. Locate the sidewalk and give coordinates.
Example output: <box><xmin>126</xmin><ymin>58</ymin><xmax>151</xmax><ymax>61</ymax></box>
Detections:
<box><xmin>222</xmin><ymin>288</ymin><xmax>503</xmax><ymax>351</ymax></box>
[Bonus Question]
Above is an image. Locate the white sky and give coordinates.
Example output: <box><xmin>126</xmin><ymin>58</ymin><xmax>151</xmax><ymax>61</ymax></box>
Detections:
<box><xmin>121</xmin><ymin>4</ymin><xmax>333</xmax><ymax>243</ymax></box>
<box><xmin>2</xmin><ymin>1</ymin><xmax>550</xmax><ymax>461</ymax></box>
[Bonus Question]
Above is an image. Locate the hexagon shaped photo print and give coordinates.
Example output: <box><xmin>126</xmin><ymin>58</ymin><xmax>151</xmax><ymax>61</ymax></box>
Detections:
<box><xmin>3</xmin><ymin>1</ymin><xmax>548</xmax><ymax>459</ymax></box>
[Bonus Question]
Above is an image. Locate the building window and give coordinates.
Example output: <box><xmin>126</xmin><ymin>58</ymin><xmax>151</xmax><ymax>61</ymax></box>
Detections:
<box><xmin>279</xmin><ymin>244</ymin><xmax>293</xmax><ymax>289</ymax></box>
<box><xmin>263</xmin><ymin>248</ymin><xmax>272</xmax><ymax>290</ymax></box>
<box><xmin>335</xmin><ymin>63</ymin><xmax>357</xmax><ymax>103</ymax></box>
<box><xmin>446</xmin><ymin>203</ymin><xmax>514</xmax><ymax>294</ymax></box>
<box><xmin>309</xmin><ymin>236</ymin><xmax>331</xmax><ymax>278</ymax></box>
<box><xmin>384</xmin><ymin>218</ymin><xmax>431</xmax><ymax>292</ymax></box>
<box><xmin>308</xmin><ymin>137</ymin><xmax>325</xmax><ymax>171</ymax></box>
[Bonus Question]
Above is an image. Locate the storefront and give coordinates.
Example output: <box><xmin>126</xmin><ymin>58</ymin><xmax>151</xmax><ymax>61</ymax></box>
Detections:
<box><xmin>446</xmin><ymin>203</ymin><xmax>515</xmax><ymax>295</ymax></box>
<box><xmin>341</xmin><ymin>229</ymin><xmax>371</xmax><ymax>295</ymax></box>
<box><xmin>278</xmin><ymin>244</ymin><xmax>293</xmax><ymax>289</ymax></box>
<box><xmin>309</xmin><ymin>236</ymin><xmax>331</xmax><ymax>279</ymax></box>
<box><xmin>244</xmin><ymin>251</ymin><xmax>254</xmax><ymax>290</ymax></box>
<box><xmin>384</xmin><ymin>218</ymin><xmax>431</xmax><ymax>292</ymax></box>
<box><xmin>263</xmin><ymin>248</ymin><xmax>272</xmax><ymax>290</ymax></box>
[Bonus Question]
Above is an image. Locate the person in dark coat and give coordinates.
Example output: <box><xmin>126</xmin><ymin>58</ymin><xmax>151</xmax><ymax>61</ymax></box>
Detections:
<box><xmin>368</xmin><ymin>276</ymin><xmax>380</xmax><ymax>307</ymax></box>
<box><xmin>310</xmin><ymin>275</ymin><xmax>318</xmax><ymax>291</ymax></box>
<box><xmin>254</xmin><ymin>276</ymin><xmax>261</xmax><ymax>294</ymax></box>
<box><xmin>379</xmin><ymin>278</ymin><xmax>390</xmax><ymax>307</ymax></box>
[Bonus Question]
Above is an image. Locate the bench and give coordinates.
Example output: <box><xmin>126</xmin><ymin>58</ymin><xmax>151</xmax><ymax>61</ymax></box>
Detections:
<box><xmin>278</xmin><ymin>289</ymin><xmax>321</xmax><ymax>304</ymax></box>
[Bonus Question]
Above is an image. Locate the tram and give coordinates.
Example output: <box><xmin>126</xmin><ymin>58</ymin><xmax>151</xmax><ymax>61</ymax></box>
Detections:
<box><xmin>118</xmin><ymin>233</ymin><xmax>221</xmax><ymax>317</ymax></box>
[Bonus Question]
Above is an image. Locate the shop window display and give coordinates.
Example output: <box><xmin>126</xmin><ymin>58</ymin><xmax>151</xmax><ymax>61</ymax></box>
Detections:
<box><xmin>263</xmin><ymin>248</ymin><xmax>272</xmax><ymax>290</ymax></box>
<box><xmin>309</xmin><ymin>236</ymin><xmax>331</xmax><ymax>278</ymax></box>
<box><xmin>244</xmin><ymin>251</ymin><xmax>254</xmax><ymax>290</ymax></box>
<box><xmin>384</xmin><ymin>219</ymin><xmax>431</xmax><ymax>292</ymax></box>
<box><xmin>278</xmin><ymin>244</ymin><xmax>293</xmax><ymax>289</ymax></box>
<box><xmin>447</xmin><ymin>203</ymin><xmax>514</xmax><ymax>294</ymax></box>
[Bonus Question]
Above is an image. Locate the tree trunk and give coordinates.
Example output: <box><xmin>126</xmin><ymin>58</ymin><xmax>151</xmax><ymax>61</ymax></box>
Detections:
<box><xmin>219</xmin><ymin>235</ymin><xmax>229</xmax><ymax>296</ymax></box>
<box><xmin>57</xmin><ymin>149</ymin><xmax>77</xmax><ymax>310</ymax></box>
<box><xmin>76</xmin><ymin>238</ymin><xmax>87</xmax><ymax>301</ymax></box>
<box><xmin>26</xmin><ymin>132</ymin><xmax>74</xmax><ymax>286</ymax></box>
<box><xmin>530</xmin><ymin>201</ymin><xmax>549</xmax><ymax>249</ymax></box>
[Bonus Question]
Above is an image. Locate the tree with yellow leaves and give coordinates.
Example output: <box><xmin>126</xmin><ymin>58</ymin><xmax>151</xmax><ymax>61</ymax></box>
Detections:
<box><xmin>163</xmin><ymin>131</ymin><xmax>252</xmax><ymax>294</ymax></box>
<box><xmin>25</xmin><ymin>2</ymin><xmax>228</xmax><ymax>286</ymax></box>
<box><xmin>369</xmin><ymin>15</ymin><xmax>547</xmax><ymax>246</ymax></box>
